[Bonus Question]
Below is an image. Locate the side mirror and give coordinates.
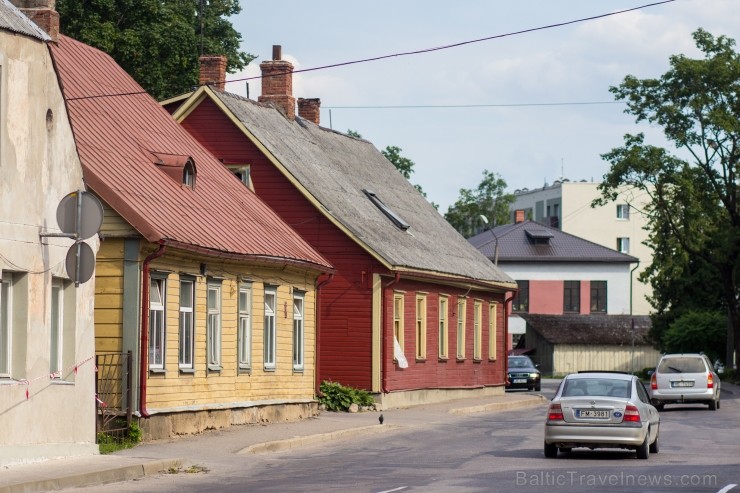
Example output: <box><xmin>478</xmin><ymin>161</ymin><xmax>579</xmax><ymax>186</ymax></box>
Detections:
<box><xmin>535</xmin><ymin>364</ymin><xmax>540</xmax><ymax>368</ymax></box>
<box><xmin>647</xmin><ymin>370</ymin><xmax>654</xmax><ymax>377</ymax></box>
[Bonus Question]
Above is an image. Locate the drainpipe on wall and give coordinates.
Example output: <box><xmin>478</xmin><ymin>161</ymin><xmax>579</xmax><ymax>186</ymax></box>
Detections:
<box><xmin>139</xmin><ymin>242</ymin><xmax>167</xmax><ymax>418</ymax></box>
<box><xmin>381</xmin><ymin>273</ymin><xmax>401</xmax><ymax>394</ymax></box>
<box><xmin>314</xmin><ymin>273</ymin><xmax>334</xmax><ymax>395</ymax></box>
<box><xmin>629</xmin><ymin>261</ymin><xmax>640</xmax><ymax>315</ymax></box>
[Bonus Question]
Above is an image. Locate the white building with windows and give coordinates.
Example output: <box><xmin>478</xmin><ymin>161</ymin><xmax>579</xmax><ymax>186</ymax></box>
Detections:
<box><xmin>0</xmin><ymin>0</ymin><xmax>99</xmax><ymax>465</ymax></box>
<box><xmin>510</xmin><ymin>180</ymin><xmax>652</xmax><ymax>315</ymax></box>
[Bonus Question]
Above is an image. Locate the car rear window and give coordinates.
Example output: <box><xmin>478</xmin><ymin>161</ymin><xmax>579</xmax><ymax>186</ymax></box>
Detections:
<box><xmin>657</xmin><ymin>357</ymin><xmax>706</xmax><ymax>373</ymax></box>
<box><xmin>562</xmin><ymin>378</ymin><xmax>630</xmax><ymax>397</ymax></box>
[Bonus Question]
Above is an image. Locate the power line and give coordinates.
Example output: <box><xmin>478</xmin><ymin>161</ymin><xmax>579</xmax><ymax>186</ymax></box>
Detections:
<box><xmin>323</xmin><ymin>101</ymin><xmax>626</xmax><ymax>110</ymax></box>
<box><xmin>64</xmin><ymin>0</ymin><xmax>676</xmax><ymax>103</ymax></box>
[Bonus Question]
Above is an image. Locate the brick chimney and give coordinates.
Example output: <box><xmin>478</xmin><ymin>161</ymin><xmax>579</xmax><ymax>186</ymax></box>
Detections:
<box><xmin>13</xmin><ymin>0</ymin><xmax>59</xmax><ymax>41</ymax></box>
<box><xmin>515</xmin><ymin>210</ymin><xmax>526</xmax><ymax>223</ymax></box>
<box><xmin>258</xmin><ymin>45</ymin><xmax>296</xmax><ymax>120</ymax></box>
<box><xmin>297</xmin><ymin>98</ymin><xmax>320</xmax><ymax>125</ymax></box>
<box><xmin>199</xmin><ymin>55</ymin><xmax>227</xmax><ymax>91</ymax></box>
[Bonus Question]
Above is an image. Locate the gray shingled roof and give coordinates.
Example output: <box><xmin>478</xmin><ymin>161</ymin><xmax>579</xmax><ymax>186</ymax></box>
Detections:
<box><xmin>469</xmin><ymin>220</ymin><xmax>638</xmax><ymax>263</ymax></box>
<box><xmin>520</xmin><ymin>313</ymin><xmax>652</xmax><ymax>345</ymax></box>
<box><xmin>209</xmin><ymin>90</ymin><xmax>515</xmax><ymax>288</ymax></box>
<box><xmin>0</xmin><ymin>0</ymin><xmax>50</xmax><ymax>40</ymax></box>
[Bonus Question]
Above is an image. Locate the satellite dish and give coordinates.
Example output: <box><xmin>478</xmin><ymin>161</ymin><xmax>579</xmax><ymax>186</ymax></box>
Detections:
<box><xmin>56</xmin><ymin>191</ymin><xmax>103</xmax><ymax>240</ymax></box>
<box><xmin>65</xmin><ymin>242</ymin><xmax>95</xmax><ymax>285</ymax></box>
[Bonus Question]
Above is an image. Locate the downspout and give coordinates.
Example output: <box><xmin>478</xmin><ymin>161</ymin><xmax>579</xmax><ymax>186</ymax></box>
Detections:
<box><xmin>504</xmin><ymin>291</ymin><xmax>516</xmax><ymax>386</ymax></box>
<box><xmin>629</xmin><ymin>261</ymin><xmax>640</xmax><ymax>315</ymax></box>
<box><xmin>381</xmin><ymin>273</ymin><xmax>401</xmax><ymax>393</ymax></box>
<box><xmin>139</xmin><ymin>242</ymin><xmax>167</xmax><ymax>418</ymax></box>
<box><xmin>314</xmin><ymin>273</ymin><xmax>334</xmax><ymax>395</ymax></box>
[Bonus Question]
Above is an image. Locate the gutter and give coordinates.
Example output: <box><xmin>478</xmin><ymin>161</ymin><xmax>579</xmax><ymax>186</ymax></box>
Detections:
<box><xmin>314</xmin><ymin>273</ymin><xmax>334</xmax><ymax>395</ymax></box>
<box><xmin>381</xmin><ymin>273</ymin><xmax>401</xmax><ymax>393</ymax></box>
<box><xmin>139</xmin><ymin>242</ymin><xmax>167</xmax><ymax>418</ymax></box>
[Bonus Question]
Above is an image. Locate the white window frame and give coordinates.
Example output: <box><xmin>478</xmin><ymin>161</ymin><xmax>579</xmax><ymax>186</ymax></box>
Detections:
<box><xmin>616</xmin><ymin>204</ymin><xmax>630</xmax><ymax>220</ymax></box>
<box><xmin>292</xmin><ymin>292</ymin><xmax>304</xmax><ymax>371</ymax></box>
<box><xmin>457</xmin><ymin>298</ymin><xmax>466</xmax><ymax>359</ymax></box>
<box><xmin>207</xmin><ymin>282</ymin><xmax>222</xmax><ymax>370</ymax></box>
<box><xmin>179</xmin><ymin>279</ymin><xmax>195</xmax><ymax>370</ymax></box>
<box><xmin>393</xmin><ymin>292</ymin><xmax>405</xmax><ymax>358</ymax></box>
<box><xmin>50</xmin><ymin>279</ymin><xmax>63</xmax><ymax>377</ymax></box>
<box><xmin>238</xmin><ymin>283</ymin><xmax>252</xmax><ymax>370</ymax></box>
<box><xmin>149</xmin><ymin>277</ymin><xmax>166</xmax><ymax>370</ymax></box>
<box><xmin>263</xmin><ymin>287</ymin><xmax>277</xmax><ymax>370</ymax></box>
<box><xmin>473</xmin><ymin>300</ymin><xmax>482</xmax><ymax>360</ymax></box>
<box><xmin>1</xmin><ymin>274</ymin><xmax>12</xmax><ymax>378</ymax></box>
<box><xmin>438</xmin><ymin>296</ymin><xmax>448</xmax><ymax>359</ymax></box>
<box><xmin>415</xmin><ymin>294</ymin><xmax>427</xmax><ymax>360</ymax></box>
<box><xmin>488</xmin><ymin>302</ymin><xmax>498</xmax><ymax>361</ymax></box>
<box><xmin>617</xmin><ymin>237</ymin><xmax>630</xmax><ymax>253</ymax></box>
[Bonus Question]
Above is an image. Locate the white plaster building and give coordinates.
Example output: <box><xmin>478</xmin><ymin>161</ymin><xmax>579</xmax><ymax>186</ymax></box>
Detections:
<box><xmin>0</xmin><ymin>0</ymin><xmax>98</xmax><ymax>465</ymax></box>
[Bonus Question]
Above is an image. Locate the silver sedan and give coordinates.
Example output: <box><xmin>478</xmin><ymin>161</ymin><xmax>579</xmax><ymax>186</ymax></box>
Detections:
<box><xmin>544</xmin><ymin>372</ymin><xmax>660</xmax><ymax>459</ymax></box>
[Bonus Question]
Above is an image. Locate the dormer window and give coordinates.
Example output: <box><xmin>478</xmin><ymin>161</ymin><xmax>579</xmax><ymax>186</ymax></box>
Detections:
<box><xmin>525</xmin><ymin>228</ymin><xmax>554</xmax><ymax>245</ymax></box>
<box><xmin>149</xmin><ymin>151</ymin><xmax>197</xmax><ymax>189</ymax></box>
<box><xmin>363</xmin><ymin>189</ymin><xmax>409</xmax><ymax>231</ymax></box>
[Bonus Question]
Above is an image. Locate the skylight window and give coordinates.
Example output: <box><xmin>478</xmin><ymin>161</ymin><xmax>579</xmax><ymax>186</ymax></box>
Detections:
<box><xmin>363</xmin><ymin>189</ymin><xmax>409</xmax><ymax>231</ymax></box>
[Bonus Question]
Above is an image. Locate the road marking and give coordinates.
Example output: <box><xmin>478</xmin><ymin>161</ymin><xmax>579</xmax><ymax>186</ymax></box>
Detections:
<box><xmin>376</xmin><ymin>487</ymin><xmax>408</xmax><ymax>493</ymax></box>
<box><xmin>717</xmin><ymin>485</ymin><xmax>737</xmax><ymax>493</ymax></box>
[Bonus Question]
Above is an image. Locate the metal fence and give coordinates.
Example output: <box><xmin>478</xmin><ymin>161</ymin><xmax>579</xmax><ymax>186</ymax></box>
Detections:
<box><xmin>95</xmin><ymin>351</ymin><xmax>132</xmax><ymax>440</ymax></box>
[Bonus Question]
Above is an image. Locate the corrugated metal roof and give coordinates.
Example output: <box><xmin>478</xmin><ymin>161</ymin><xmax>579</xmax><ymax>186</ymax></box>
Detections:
<box><xmin>469</xmin><ymin>220</ymin><xmax>638</xmax><ymax>263</ymax></box>
<box><xmin>0</xmin><ymin>0</ymin><xmax>50</xmax><ymax>40</ymax></box>
<box><xmin>520</xmin><ymin>313</ymin><xmax>652</xmax><ymax>345</ymax></box>
<box><xmin>48</xmin><ymin>36</ymin><xmax>332</xmax><ymax>272</ymax></box>
<box><xmin>199</xmin><ymin>89</ymin><xmax>514</xmax><ymax>288</ymax></box>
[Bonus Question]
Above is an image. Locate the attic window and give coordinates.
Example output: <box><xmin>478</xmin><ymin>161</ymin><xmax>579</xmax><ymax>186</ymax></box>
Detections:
<box><xmin>363</xmin><ymin>189</ymin><xmax>409</xmax><ymax>231</ymax></box>
<box><xmin>226</xmin><ymin>164</ymin><xmax>254</xmax><ymax>191</ymax></box>
<box><xmin>525</xmin><ymin>228</ymin><xmax>553</xmax><ymax>245</ymax></box>
<box><xmin>149</xmin><ymin>152</ymin><xmax>197</xmax><ymax>188</ymax></box>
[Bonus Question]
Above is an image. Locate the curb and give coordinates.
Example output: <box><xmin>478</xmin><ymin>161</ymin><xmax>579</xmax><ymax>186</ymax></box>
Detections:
<box><xmin>0</xmin><ymin>458</ymin><xmax>182</xmax><ymax>493</ymax></box>
<box><xmin>238</xmin><ymin>424</ymin><xmax>401</xmax><ymax>454</ymax></box>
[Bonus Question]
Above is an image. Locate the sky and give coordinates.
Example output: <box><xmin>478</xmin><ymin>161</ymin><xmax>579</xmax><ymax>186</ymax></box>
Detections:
<box><xmin>225</xmin><ymin>0</ymin><xmax>740</xmax><ymax>213</ymax></box>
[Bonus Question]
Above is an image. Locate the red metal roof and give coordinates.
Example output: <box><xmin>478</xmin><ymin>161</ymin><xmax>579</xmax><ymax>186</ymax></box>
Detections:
<box><xmin>49</xmin><ymin>36</ymin><xmax>332</xmax><ymax>272</ymax></box>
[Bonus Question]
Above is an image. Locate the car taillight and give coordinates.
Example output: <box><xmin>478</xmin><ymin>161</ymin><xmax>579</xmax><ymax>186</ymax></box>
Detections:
<box><xmin>624</xmin><ymin>404</ymin><xmax>641</xmax><ymax>422</ymax></box>
<box><xmin>547</xmin><ymin>403</ymin><xmax>564</xmax><ymax>422</ymax></box>
<box><xmin>650</xmin><ymin>373</ymin><xmax>657</xmax><ymax>390</ymax></box>
<box><xmin>707</xmin><ymin>373</ymin><xmax>714</xmax><ymax>389</ymax></box>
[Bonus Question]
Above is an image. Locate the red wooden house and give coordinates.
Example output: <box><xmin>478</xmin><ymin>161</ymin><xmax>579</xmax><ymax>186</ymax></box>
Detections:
<box><xmin>165</xmin><ymin>47</ymin><xmax>517</xmax><ymax>408</ymax></box>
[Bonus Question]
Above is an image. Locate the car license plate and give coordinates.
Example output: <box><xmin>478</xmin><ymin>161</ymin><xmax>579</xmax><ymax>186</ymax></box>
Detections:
<box><xmin>671</xmin><ymin>381</ymin><xmax>694</xmax><ymax>388</ymax></box>
<box><xmin>512</xmin><ymin>379</ymin><xmax>527</xmax><ymax>384</ymax></box>
<box><xmin>576</xmin><ymin>409</ymin><xmax>609</xmax><ymax>418</ymax></box>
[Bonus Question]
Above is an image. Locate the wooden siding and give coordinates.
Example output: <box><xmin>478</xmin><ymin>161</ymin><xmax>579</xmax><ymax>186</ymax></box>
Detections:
<box><xmin>99</xmin><ymin>200</ymin><xmax>138</xmax><ymax>237</ymax></box>
<box><xmin>179</xmin><ymin>97</ymin><xmax>507</xmax><ymax>393</ymax></box>
<box><xmin>95</xmin><ymin>239</ymin><xmax>126</xmax><ymax>353</ymax></box>
<box><xmin>552</xmin><ymin>344</ymin><xmax>662</xmax><ymax>375</ymax></box>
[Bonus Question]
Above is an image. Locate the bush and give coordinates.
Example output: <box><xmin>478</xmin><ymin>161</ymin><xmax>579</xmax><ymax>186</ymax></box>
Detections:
<box><xmin>98</xmin><ymin>421</ymin><xmax>142</xmax><ymax>454</ymax></box>
<box><xmin>318</xmin><ymin>380</ymin><xmax>375</xmax><ymax>411</ymax></box>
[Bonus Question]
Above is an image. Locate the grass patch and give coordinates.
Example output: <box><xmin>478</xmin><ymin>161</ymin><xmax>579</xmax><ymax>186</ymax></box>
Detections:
<box><xmin>97</xmin><ymin>421</ymin><xmax>142</xmax><ymax>454</ymax></box>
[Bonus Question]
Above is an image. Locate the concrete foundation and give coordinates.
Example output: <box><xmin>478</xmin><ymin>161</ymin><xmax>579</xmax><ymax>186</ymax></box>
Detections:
<box><xmin>377</xmin><ymin>385</ymin><xmax>505</xmax><ymax>410</ymax></box>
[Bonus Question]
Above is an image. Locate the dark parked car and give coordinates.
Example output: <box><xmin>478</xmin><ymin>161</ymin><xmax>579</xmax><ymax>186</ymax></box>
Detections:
<box><xmin>507</xmin><ymin>355</ymin><xmax>541</xmax><ymax>391</ymax></box>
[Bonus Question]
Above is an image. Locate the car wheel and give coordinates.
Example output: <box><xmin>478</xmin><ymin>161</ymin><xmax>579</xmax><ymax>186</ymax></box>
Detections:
<box><xmin>544</xmin><ymin>442</ymin><xmax>558</xmax><ymax>458</ymax></box>
<box><xmin>649</xmin><ymin>428</ymin><xmax>659</xmax><ymax>454</ymax></box>
<box><xmin>654</xmin><ymin>403</ymin><xmax>664</xmax><ymax>411</ymax></box>
<box><xmin>535</xmin><ymin>382</ymin><xmax>541</xmax><ymax>392</ymax></box>
<box><xmin>709</xmin><ymin>398</ymin><xmax>717</xmax><ymax>411</ymax></box>
<box><xmin>636</xmin><ymin>432</ymin><xmax>650</xmax><ymax>459</ymax></box>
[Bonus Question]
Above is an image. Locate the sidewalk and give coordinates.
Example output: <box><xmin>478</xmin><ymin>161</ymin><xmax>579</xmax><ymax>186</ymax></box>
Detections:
<box><xmin>0</xmin><ymin>391</ymin><xmax>546</xmax><ymax>493</ymax></box>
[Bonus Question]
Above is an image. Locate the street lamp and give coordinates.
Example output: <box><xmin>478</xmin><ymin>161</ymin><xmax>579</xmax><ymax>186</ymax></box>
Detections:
<box><xmin>479</xmin><ymin>215</ymin><xmax>499</xmax><ymax>266</ymax></box>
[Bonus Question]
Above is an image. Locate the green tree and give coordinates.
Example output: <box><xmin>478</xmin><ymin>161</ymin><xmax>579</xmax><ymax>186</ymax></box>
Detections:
<box><xmin>56</xmin><ymin>0</ymin><xmax>255</xmax><ymax>100</ymax></box>
<box><xmin>662</xmin><ymin>311</ymin><xmax>726</xmax><ymax>364</ymax></box>
<box><xmin>347</xmin><ymin>130</ymin><xmax>437</xmax><ymax>208</ymax></box>
<box><xmin>444</xmin><ymin>170</ymin><xmax>514</xmax><ymax>238</ymax></box>
<box><xmin>595</xmin><ymin>29</ymin><xmax>740</xmax><ymax>366</ymax></box>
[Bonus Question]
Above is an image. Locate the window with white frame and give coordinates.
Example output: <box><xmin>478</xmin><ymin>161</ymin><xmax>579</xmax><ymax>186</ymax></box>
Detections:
<box><xmin>1</xmin><ymin>274</ymin><xmax>12</xmax><ymax>377</ymax></box>
<box><xmin>293</xmin><ymin>292</ymin><xmax>304</xmax><ymax>371</ymax></box>
<box><xmin>415</xmin><ymin>294</ymin><xmax>427</xmax><ymax>359</ymax></box>
<box><xmin>616</xmin><ymin>204</ymin><xmax>630</xmax><ymax>220</ymax></box>
<box><xmin>617</xmin><ymin>237</ymin><xmax>630</xmax><ymax>253</ymax></box>
<box><xmin>179</xmin><ymin>279</ymin><xmax>195</xmax><ymax>370</ymax></box>
<box><xmin>393</xmin><ymin>292</ymin><xmax>404</xmax><ymax>358</ymax></box>
<box><xmin>457</xmin><ymin>298</ymin><xmax>466</xmax><ymax>359</ymax></box>
<box><xmin>207</xmin><ymin>282</ymin><xmax>222</xmax><ymax>369</ymax></box>
<box><xmin>50</xmin><ymin>279</ymin><xmax>63</xmax><ymax>377</ymax></box>
<box><xmin>238</xmin><ymin>283</ymin><xmax>252</xmax><ymax>370</ymax></box>
<box><xmin>473</xmin><ymin>300</ymin><xmax>482</xmax><ymax>360</ymax></box>
<box><xmin>438</xmin><ymin>296</ymin><xmax>448</xmax><ymax>359</ymax></box>
<box><xmin>488</xmin><ymin>302</ymin><xmax>498</xmax><ymax>360</ymax></box>
<box><xmin>264</xmin><ymin>287</ymin><xmax>277</xmax><ymax>370</ymax></box>
<box><xmin>149</xmin><ymin>277</ymin><xmax>166</xmax><ymax>370</ymax></box>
